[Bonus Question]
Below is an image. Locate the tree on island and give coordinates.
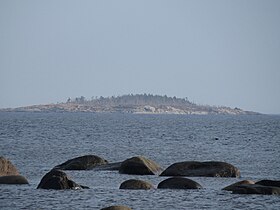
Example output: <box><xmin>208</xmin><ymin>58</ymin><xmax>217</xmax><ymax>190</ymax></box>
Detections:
<box><xmin>66</xmin><ymin>94</ymin><xmax>194</xmax><ymax>108</ymax></box>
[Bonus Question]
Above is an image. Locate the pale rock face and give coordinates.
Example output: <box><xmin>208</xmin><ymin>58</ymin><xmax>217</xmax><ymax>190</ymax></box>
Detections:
<box><xmin>119</xmin><ymin>156</ymin><xmax>162</xmax><ymax>175</ymax></box>
<box><xmin>0</xmin><ymin>157</ymin><xmax>29</xmax><ymax>184</ymax></box>
<box><xmin>0</xmin><ymin>156</ymin><xmax>19</xmax><ymax>176</ymax></box>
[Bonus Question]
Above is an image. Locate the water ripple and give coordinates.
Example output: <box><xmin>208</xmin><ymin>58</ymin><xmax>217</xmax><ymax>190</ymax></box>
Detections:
<box><xmin>0</xmin><ymin>113</ymin><xmax>280</xmax><ymax>209</ymax></box>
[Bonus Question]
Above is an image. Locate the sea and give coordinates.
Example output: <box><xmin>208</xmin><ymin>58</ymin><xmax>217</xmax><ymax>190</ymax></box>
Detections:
<box><xmin>0</xmin><ymin>112</ymin><xmax>279</xmax><ymax>210</ymax></box>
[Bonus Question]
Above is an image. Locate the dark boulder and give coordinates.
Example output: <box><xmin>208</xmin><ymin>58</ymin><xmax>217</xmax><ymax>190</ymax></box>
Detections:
<box><xmin>255</xmin><ymin>180</ymin><xmax>280</xmax><ymax>188</ymax></box>
<box><xmin>120</xmin><ymin>179</ymin><xmax>154</xmax><ymax>190</ymax></box>
<box><xmin>231</xmin><ymin>184</ymin><xmax>280</xmax><ymax>195</ymax></box>
<box><xmin>100</xmin><ymin>206</ymin><xmax>132</xmax><ymax>210</ymax></box>
<box><xmin>0</xmin><ymin>156</ymin><xmax>19</xmax><ymax>176</ymax></box>
<box><xmin>222</xmin><ymin>180</ymin><xmax>280</xmax><ymax>195</ymax></box>
<box><xmin>158</xmin><ymin>177</ymin><xmax>202</xmax><ymax>189</ymax></box>
<box><xmin>160</xmin><ymin>161</ymin><xmax>240</xmax><ymax>177</ymax></box>
<box><xmin>37</xmin><ymin>169</ymin><xmax>88</xmax><ymax>190</ymax></box>
<box><xmin>54</xmin><ymin>155</ymin><xmax>108</xmax><ymax>170</ymax></box>
<box><xmin>119</xmin><ymin>156</ymin><xmax>162</xmax><ymax>175</ymax></box>
<box><xmin>0</xmin><ymin>175</ymin><xmax>29</xmax><ymax>184</ymax></box>
<box><xmin>222</xmin><ymin>180</ymin><xmax>255</xmax><ymax>191</ymax></box>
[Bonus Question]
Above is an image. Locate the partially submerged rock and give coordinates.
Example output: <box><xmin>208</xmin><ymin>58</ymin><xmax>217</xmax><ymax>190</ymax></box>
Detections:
<box><xmin>160</xmin><ymin>161</ymin><xmax>240</xmax><ymax>177</ymax></box>
<box><xmin>0</xmin><ymin>156</ymin><xmax>29</xmax><ymax>184</ymax></box>
<box><xmin>37</xmin><ymin>169</ymin><xmax>88</xmax><ymax>190</ymax></box>
<box><xmin>119</xmin><ymin>156</ymin><xmax>162</xmax><ymax>175</ymax></box>
<box><xmin>100</xmin><ymin>206</ymin><xmax>132</xmax><ymax>210</ymax></box>
<box><xmin>0</xmin><ymin>175</ymin><xmax>29</xmax><ymax>185</ymax></box>
<box><xmin>0</xmin><ymin>156</ymin><xmax>19</xmax><ymax>176</ymax></box>
<box><xmin>120</xmin><ymin>179</ymin><xmax>154</xmax><ymax>190</ymax></box>
<box><xmin>255</xmin><ymin>180</ymin><xmax>280</xmax><ymax>188</ymax></box>
<box><xmin>231</xmin><ymin>184</ymin><xmax>280</xmax><ymax>195</ymax></box>
<box><xmin>223</xmin><ymin>179</ymin><xmax>280</xmax><ymax>195</ymax></box>
<box><xmin>54</xmin><ymin>155</ymin><xmax>108</xmax><ymax>170</ymax></box>
<box><xmin>223</xmin><ymin>180</ymin><xmax>255</xmax><ymax>191</ymax></box>
<box><xmin>158</xmin><ymin>177</ymin><xmax>202</xmax><ymax>189</ymax></box>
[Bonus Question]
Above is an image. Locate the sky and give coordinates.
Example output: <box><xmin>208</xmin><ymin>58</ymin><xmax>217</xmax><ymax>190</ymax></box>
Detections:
<box><xmin>0</xmin><ymin>0</ymin><xmax>280</xmax><ymax>114</ymax></box>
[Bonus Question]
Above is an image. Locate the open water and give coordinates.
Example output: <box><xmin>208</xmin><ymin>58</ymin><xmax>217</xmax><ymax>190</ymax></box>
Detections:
<box><xmin>0</xmin><ymin>112</ymin><xmax>280</xmax><ymax>209</ymax></box>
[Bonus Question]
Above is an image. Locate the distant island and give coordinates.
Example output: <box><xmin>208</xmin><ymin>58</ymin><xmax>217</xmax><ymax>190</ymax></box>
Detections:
<box><xmin>1</xmin><ymin>94</ymin><xmax>259</xmax><ymax>115</ymax></box>
<box><xmin>0</xmin><ymin>94</ymin><xmax>259</xmax><ymax>115</ymax></box>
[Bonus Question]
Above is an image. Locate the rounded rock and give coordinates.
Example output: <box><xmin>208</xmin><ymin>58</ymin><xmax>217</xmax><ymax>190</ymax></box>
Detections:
<box><xmin>160</xmin><ymin>161</ymin><xmax>240</xmax><ymax>177</ymax></box>
<box><xmin>0</xmin><ymin>175</ymin><xmax>29</xmax><ymax>185</ymax></box>
<box><xmin>158</xmin><ymin>177</ymin><xmax>202</xmax><ymax>189</ymax></box>
<box><xmin>119</xmin><ymin>156</ymin><xmax>162</xmax><ymax>175</ymax></box>
<box><xmin>54</xmin><ymin>155</ymin><xmax>108</xmax><ymax>170</ymax></box>
<box><xmin>37</xmin><ymin>169</ymin><xmax>88</xmax><ymax>190</ymax></box>
<box><xmin>222</xmin><ymin>180</ymin><xmax>255</xmax><ymax>191</ymax></box>
<box><xmin>120</xmin><ymin>179</ymin><xmax>154</xmax><ymax>190</ymax></box>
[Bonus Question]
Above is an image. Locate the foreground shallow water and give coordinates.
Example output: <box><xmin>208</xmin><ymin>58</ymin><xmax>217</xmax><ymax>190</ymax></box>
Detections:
<box><xmin>0</xmin><ymin>112</ymin><xmax>280</xmax><ymax>209</ymax></box>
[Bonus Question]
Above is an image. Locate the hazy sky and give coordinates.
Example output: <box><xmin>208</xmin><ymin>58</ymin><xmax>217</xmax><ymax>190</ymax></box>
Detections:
<box><xmin>1</xmin><ymin>0</ymin><xmax>280</xmax><ymax>114</ymax></box>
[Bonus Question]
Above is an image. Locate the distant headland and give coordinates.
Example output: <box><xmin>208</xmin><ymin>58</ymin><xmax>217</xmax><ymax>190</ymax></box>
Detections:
<box><xmin>1</xmin><ymin>94</ymin><xmax>259</xmax><ymax>115</ymax></box>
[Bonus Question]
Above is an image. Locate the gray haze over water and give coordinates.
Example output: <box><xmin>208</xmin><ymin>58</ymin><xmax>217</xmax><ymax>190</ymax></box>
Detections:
<box><xmin>0</xmin><ymin>0</ymin><xmax>280</xmax><ymax>114</ymax></box>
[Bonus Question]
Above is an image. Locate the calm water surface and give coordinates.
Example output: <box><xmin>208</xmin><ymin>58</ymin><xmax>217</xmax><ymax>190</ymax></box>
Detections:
<box><xmin>0</xmin><ymin>112</ymin><xmax>280</xmax><ymax>209</ymax></box>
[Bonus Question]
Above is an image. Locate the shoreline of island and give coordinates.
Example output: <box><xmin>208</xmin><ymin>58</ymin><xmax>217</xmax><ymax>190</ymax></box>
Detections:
<box><xmin>0</xmin><ymin>94</ymin><xmax>260</xmax><ymax>115</ymax></box>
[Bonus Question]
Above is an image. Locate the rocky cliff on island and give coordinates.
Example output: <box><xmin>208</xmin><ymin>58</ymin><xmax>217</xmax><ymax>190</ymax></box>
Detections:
<box><xmin>1</xmin><ymin>94</ymin><xmax>259</xmax><ymax>115</ymax></box>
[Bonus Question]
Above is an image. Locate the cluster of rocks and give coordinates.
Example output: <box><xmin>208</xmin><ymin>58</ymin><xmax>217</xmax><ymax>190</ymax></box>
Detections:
<box><xmin>1</xmin><ymin>155</ymin><xmax>279</xmax><ymax>209</ymax></box>
<box><xmin>222</xmin><ymin>180</ymin><xmax>280</xmax><ymax>195</ymax></box>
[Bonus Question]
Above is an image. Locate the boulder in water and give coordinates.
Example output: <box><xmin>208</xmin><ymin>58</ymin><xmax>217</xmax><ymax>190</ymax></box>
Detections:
<box><xmin>0</xmin><ymin>156</ymin><xmax>19</xmax><ymax>176</ymax></box>
<box><xmin>37</xmin><ymin>169</ymin><xmax>88</xmax><ymax>190</ymax></box>
<box><xmin>231</xmin><ymin>184</ymin><xmax>280</xmax><ymax>195</ymax></box>
<box><xmin>222</xmin><ymin>180</ymin><xmax>255</xmax><ymax>191</ymax></box>
<box><xmin>119</xmin><ymin>156</ymin><xmax>162</xmax><ymax>175</ymax></box>
<box><xmin>255</xmin><ymin>180</ymin><xmax>280</xmax><ymax>188</ymax></box>
<box><xmin>0</xmin><ymin>175</ymin><xmax>29</xmax><ymax>185</ymax></box>
<box><xmin>54</xmin><ymin>155</ymin><xmax>108</xmax><ymax>170</ymax></box>
<box><xmin>0</xmin><ymin>156</ymin><xmax>29</xmax><ymax>184</ymax></box>
<box><xmin>157</xmin><ymin>177</ymin><xmax>202</xmax><ymax>189</ymax></box>
<box><xmin>223</xmin><ymin>179</ymin><xmax>280</xmax><ymax>195</ymax></box>
<box><xmin>120</xmin><ymin>179</ymin><xmax>154</xmax><ymax>190</ymax></box>
<box><xmin>160</xmin><ymin>161</ymin><xmax>240</xmax><ymax>177</ymax></box>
